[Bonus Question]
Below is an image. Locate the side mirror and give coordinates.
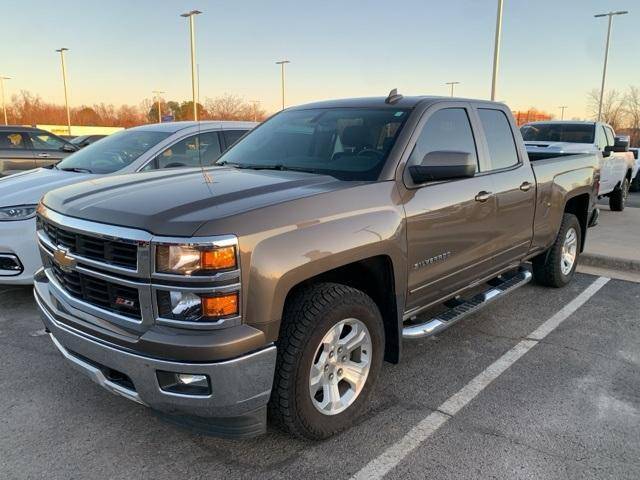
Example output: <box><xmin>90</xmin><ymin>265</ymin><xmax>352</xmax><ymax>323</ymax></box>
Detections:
<box><xmin>62</xmin><ymin>144</ymin><xmax>77</xmax><ymax>152</ymax></box>
<box><xmin>612</xmin><ymin>136</ymin><xmax>629</xmax><ymax>152</ymax></box>
<box><xmin>409</xmin><ymin>151</ymin><xmax>476</xmax><ymax>184</ymax></box>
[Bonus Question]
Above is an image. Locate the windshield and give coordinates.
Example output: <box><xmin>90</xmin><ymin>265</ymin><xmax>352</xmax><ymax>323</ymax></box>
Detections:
<box><xmin>216</xmin><ymin>107</ymin><xmax>409</xmax><ymax>180</ymax></box>
<box><xmin>521</xmin><ymin>123</ymin><xmax>595</xmax><ymax>144</ymax></box>
<box><xmin>56</xmin><ymin>130</ymin><xmax>171</xmax><ymax>174</ymax></box>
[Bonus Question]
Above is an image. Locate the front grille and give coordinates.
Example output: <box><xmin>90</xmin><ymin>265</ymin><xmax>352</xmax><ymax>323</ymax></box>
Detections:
<box><xmin>52</xmin><ymin>264</ymin><xmax>141</xmax><ymax>319</ymax></box>
<box><xmin>41</xmin><ymin>219</ymin><xmax>137</xmax><ymax>270</ymax></box>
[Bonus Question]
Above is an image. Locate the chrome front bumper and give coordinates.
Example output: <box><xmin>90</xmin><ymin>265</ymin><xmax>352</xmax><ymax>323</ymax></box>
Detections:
<box><xmin>35</xmin><ymin>277</ymin><xmax>277</xmax><ymax>438</ymax></box>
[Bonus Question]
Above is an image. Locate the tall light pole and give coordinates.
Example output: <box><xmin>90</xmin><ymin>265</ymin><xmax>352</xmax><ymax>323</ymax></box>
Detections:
<box><xmin>594</xmin><ymin>10</ymin><xmax>628</xmax><ymax>121</ymax></box>
<box><xmin>0</xmin><ymin>76</ymin><xmax>10</xmax><ymax>125</ymax></box>
<box><xmin>181</xmin><ymin>10</ymin><xmax>202</xmax><ymax>121</ymax></box>
<box><xmin>152</xmin><ymin>90</ymin><xmax>165</xmax><ymax>123</ymax></box>
<box><xmin>445</xmin><ymin>81</ymin><xmax>460</xmax><ymax>97</ymax></box>
<box><xmin>558</xmin><ymin>106</ymin><xmax>567</xmax><ymax>120</ymax></box>
<box><xmin>55</xmin><ymin>48</ymin><xmax>71</xmax><ymax>135</ymax></box>
<box><xmin>275</xmin><ymin>60</ymin><xmax>290</xmax><ymax>110</ymax></box>
<box><xmin>490</xmin><ymin>0</ymin><xmax>504</xmax><ymax>101</ymax></box>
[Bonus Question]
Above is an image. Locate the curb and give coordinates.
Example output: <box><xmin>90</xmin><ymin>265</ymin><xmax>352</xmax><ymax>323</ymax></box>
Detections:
<box><xmin>580</xmin><ymin>252</ymin><xmax>640</xmax><ymax>273</ymax></box>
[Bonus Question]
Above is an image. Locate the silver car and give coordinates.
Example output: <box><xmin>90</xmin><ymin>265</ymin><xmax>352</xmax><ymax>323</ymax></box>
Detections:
<box><xmin>0</xmin><ymin>120</ymin><xmax>256</xmax><ymax>284</ymax></box>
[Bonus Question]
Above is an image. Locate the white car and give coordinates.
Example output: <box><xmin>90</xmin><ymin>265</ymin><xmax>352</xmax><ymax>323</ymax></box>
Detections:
<box><xmin>0</xmin><ymin>120</ymin><xmax>256</xmax><ymax>284</ymax></box>
<box><xmin>630</xmin><ymin>148</ymin><xmax>640</xmax><ymax>192</ymax></box>
<box><xmin>521</xmin><ymin>121</ymin><xmax>635</xmax><ymax>211</ymax></box>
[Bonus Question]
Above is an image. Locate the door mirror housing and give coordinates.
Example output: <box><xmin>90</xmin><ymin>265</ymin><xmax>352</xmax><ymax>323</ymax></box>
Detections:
<box><xmin>61</xmin><ymin>144</ymin><xmax>77</xmax><ymax>152</ymax></box>
<box><xmin>409</xmin><ymin>151</ymin><xmax>476</xmax><ymax>184</ymax></box>
<box><xmin>612</xmin><ymin>136</ymin><xmax>629</xmax><ymax>152</ymax></box>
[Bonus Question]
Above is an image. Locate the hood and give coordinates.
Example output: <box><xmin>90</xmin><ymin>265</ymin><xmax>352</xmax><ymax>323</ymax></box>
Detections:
<box><xmin>0</xmin><ymin>167</ymin><xmax>94</xmax><ymax>207</ymax></box>
<box><xmin>42</xmin><ymin>167</ymin><xmax>354</xmax><ymax>237</ymax></box>
<box><xmin>524</xmin><ymin>141</ymin><xmax>597</xmax><ymax>154</ymax></box>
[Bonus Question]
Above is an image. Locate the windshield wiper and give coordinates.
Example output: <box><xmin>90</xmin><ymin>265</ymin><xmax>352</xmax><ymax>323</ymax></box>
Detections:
<box><xmin>234</xmin><ymin>164</ymin><xmax>323</xmax><ymax>174</ymax></box>
<box><xmin>59</xmin><ymin>167</ymin><xmax>94</xmax><ymax>173</ymax></box>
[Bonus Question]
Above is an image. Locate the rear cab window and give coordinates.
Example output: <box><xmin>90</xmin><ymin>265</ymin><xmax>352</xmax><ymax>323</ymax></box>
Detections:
<box><xmin>477</xmin><ymin>108</ymin><xmax>519</xmax><ymax>172</ymax></box>
<box><xmin>0</xmin><ymin>131</ymin><xmax>29</xmax><ymax>149</ymax></box>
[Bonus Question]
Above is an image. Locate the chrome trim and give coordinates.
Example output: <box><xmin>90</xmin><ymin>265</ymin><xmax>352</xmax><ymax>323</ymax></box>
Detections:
<box><xmin>149</xmin><ymin>234</ymin><xmax>240</xmax><ymax>283</ymax></box>
<box><xmin>0</xmin><ymin>253</ymin><xmax>23</xmax><ymax>276</ymax></box>
<box><xmin>45</xmin><ymin>268</ymin><xmax>150</xmax><ymax>331</ymax></box>
<box><xmin>49</xmin><ymin>332</ymin><xmax>146</xmax><ymax>406</ymax></box>
<box><xmin>151</xmin><ymin>283</ymin><xmax>242</xmax><ymax>330</ymax></box>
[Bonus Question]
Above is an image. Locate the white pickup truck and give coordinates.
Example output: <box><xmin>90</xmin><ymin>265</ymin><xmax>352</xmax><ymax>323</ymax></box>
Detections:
<box><xmin>521</xmin><ymin>121</ymin><xmax>635</xmax><ymax>211</ymax></box>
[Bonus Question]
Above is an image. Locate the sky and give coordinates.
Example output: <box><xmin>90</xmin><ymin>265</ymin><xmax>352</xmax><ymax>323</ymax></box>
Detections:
<box><xmin>1</xmin><ymin>0</ymin><xmax>638</xmax><ymax>118</ymax></box>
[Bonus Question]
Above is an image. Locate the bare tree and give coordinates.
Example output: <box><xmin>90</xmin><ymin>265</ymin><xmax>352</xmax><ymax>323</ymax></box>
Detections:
<box><xmin>624</xmin><ymin>86</ymin><xmax>640</xmax><ymax>145</ymax></box>
<box><xmin>587</xmin><ymin>89</ymin><xmax>625</xmax><ymax>129</ymax></box>
<box><xmin>204</xmin><ymin>94</ymin><xmax>268</xmax><ymax>121</ymax></box>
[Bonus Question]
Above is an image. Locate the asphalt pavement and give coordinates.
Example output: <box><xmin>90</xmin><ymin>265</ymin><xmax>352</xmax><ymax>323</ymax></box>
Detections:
<box><xmin>1</xmin><ymin>272</ymin><xmax>638</xmax><ymax>480</ymax></box>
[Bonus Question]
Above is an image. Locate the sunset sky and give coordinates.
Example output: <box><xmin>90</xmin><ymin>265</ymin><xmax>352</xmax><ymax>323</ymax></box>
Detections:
<box><xmin>1</xmin><ymin>0</ymin><xmax>637</xmax><ymax>118</ymax></box>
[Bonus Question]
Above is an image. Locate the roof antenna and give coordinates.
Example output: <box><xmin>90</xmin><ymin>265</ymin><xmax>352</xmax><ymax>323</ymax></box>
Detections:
<box><xmin>385</xmin><ymin>88</ymin><xmax>403</xmax><ymax>104</ymax></box>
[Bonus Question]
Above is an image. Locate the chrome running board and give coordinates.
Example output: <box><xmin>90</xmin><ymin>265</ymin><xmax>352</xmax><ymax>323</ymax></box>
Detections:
<box><xmin>403</xmin><ymin>268</ymin><xmax>533</xmax><ymax>339</ymax></box>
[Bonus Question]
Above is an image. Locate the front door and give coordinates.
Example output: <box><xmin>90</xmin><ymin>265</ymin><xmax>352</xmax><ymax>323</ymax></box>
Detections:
<box><xmin>27</xmin><ymin>130</ymin><xmax>71</xmax><ymax>168</ymax></box>
<box><xmin>403</xmin><ymin>105</ymin><xmax>498</xmax><ymax>315</ymax></box>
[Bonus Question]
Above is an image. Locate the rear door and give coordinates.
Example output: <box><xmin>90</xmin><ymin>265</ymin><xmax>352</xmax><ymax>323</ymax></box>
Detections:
<box><xmin>0</xmin><ymin>130</ymin><xmax>35</xmax><ymax>175</ymax></box>
<box><xmin>474</xmin><ymin>106</ymin><xmax>536</xmax><ymax>266</ymax></box>
<box><xmin>403</xmin><ymin>104</ymin><xmax>499</xmax><ymax>313</ymax></box>
<box><xmin>27</xmin><ymin>130</ymin><xmax>73</xmax><ymax>167</ymax></box>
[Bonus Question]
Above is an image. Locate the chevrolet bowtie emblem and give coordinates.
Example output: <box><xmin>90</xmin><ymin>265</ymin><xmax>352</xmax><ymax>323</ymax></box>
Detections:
<box><xmin>53</xmin><ymin>247</ymin><xmax>76</xmax><ymax>272</ymax></box>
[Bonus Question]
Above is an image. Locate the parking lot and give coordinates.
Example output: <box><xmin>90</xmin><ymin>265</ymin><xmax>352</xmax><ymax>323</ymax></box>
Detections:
<box><xmin>2</xmin><ymin>270</ymin><xmax>639</xmax><ymax>480</ymax></box>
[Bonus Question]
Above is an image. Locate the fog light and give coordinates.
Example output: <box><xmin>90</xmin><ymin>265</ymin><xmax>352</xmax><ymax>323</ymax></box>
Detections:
<box><xmin>157</xmin><ymin>371</ymin><xmax>211</xmax><ymax>395</ymax></box>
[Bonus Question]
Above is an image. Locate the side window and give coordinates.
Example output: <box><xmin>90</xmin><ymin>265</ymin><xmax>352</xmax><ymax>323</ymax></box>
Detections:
<box><xmin>595</xmin><ymin>126</ymin><xmax>607</xmax><ymax>151</ymax></box>
<box><xmin>478</xmin><ymin>109</ymin><xmax>519</xmax><ymax>171</ymax></box>
<box><xmin>0</xmin><ymin>132</ymin><xmax>28</xmax><ymax>149</ymax></box>
<box><xmin>407</xmin><ymin>108</ymin><xmax>478</xmax><ymax>169</ymax></box>
<box><xmin>151</xmin><ymin>132</ymin><xmax>222</xmax><ymax>170</ymax></box>
<box><xmin>222</xmin><ymin>130</ymin><xmax>246</xmax><ymax>149</ymax></box>
<box><xmin>29</xmin><ymin>132</ymin><xmax>66</xmax><ymax>150</ymax></box>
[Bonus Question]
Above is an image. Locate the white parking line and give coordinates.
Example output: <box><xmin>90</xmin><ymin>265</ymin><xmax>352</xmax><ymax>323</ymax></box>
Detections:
<box><xmin>351</xmin><ymin>276</ymin><xmax>610</xmax><ymax>480</ymax></box>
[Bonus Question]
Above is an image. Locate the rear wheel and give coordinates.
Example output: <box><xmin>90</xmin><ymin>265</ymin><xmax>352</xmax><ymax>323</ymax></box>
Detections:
<box><xmin>609</xmin><ymin>178</ymin><xmax>629</xmax><ymax>211</ymax></box>
<box><xmin>269</xmin><ymin>282</ymin><xmax>384</xmax><ymax>440</ymax></box>
<box><xmin>532</xmin><ymin>213</ymin><xmax>581</xmax><ymax>288</ymax></box>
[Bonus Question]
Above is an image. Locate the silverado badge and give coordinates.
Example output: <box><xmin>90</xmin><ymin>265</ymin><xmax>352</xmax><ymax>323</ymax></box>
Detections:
<box><xmin>53</xmin><ymin>247</ymin><xmax>76</xmax><ymax>273</ymax></box>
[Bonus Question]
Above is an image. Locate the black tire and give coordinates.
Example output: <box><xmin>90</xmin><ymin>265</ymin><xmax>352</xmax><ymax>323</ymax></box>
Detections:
<box><xmin>532</xmin><ymin>213</ymin><xmax>581</xmax><ymax>288</ymax></box>
<box><xmin>609</xmin><ymin>178</ymin><xmax>629</xmax><ymax>211</ymax></box>
<box><xmin>631</xmin><ymin>173</ymin><xmax>640</xmax><ymax>193</ymax></box>
<box><xmin>269</xmin><ymin>282</ymin><xmax>385</xmax><ymax>440</ymax></box>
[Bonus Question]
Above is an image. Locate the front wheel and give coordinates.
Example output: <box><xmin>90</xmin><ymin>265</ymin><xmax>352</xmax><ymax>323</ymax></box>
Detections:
<box><xmin>609</xmin><ymin>178</ymin><xmax>629</xmax><ymax>211</ymax></box>
<box><xmin>532</xmin><ymin>213</ymin><xmax>581</xmax><ymax>288</ymax></box>
<box><xmin>269</xmin><ymin>283</ymin><xmax>384</xmax><ymax>440</ymax></box>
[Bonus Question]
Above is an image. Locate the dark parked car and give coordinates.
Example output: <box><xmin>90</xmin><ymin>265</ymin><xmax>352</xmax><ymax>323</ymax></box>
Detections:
<box><xmin>0</xmin><ymin>126</ymin><xmax>78</xmax><ymax>176</ymax></box>
<box><xmin>70</xmin><ymin>134</ymin><xmax>107</xmax><ymax>148</ymax></box>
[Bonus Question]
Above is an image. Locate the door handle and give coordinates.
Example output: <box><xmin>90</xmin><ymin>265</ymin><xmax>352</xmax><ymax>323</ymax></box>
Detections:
<box><xmin>520</xmin><ymin>181</ymin><xmax>533</xmax><ymax>192</ymax></box>
<box><xmin>37</xmin><ymin>153</ymin><xmax>51</xmax><ymax>158</ymax></box>
<box><xmin>474</xmin><ymin>191</ymin><xmax>493</xmax><ymax>202</ymax></box>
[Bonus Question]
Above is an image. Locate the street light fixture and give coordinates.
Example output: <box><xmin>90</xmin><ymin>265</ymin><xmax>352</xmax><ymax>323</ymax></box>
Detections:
<box><xmin>558</xmin><ymin>106</ymin><xmax>568</xmax><ymax>120</ymax></box>
<box><xmin>594</xmin><ymin>10</ymin><xmax>629</xmax><ymax>121</ymax></box>
<box><xmin>152</xmin><ymin>90</ymin><xmax>165</xmax><ymax>123</ymax></box>
<box><xmin>275</xmin><ymin>60</ymin><xmax>291</xmax><ymax>110</ymax></box>
<box><xmin>180</xmin><ymin>10</ymin><xmax>202</xmax><ymax>121</ymax></box>
<box><xmin>490</xmin><ymin>0</ymin><xmax>504</xmax><ymax>101</ymax></box>
<box><xmin>0</xmin><ymin>76</ymin><xmax>10</xmax><ymax>125</ymax></box>
<box><xmin>55</xmin><ymin>48</ymin><xmax>71</xmax><ymax>135</ymax></box>
<box><xmin>445</xmin><ymin>81</ymin><xmax>460</xmax><ymax>97</ymax></box>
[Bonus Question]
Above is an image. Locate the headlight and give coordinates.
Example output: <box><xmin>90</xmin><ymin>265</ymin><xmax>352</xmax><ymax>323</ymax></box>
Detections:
<box><xmin>0</xmin><ymin>204</ymin><xmax>38</xmax><ymax>221</ymax></box>
<box><xmin>157</xmin><ymin>290</ymin><xmax>239</xmax><ymax>323</ymax></box>
<box><xmin>156</xmin><ymin>244</ymin><xmax>237</xmax><ymax>275</ymax></box>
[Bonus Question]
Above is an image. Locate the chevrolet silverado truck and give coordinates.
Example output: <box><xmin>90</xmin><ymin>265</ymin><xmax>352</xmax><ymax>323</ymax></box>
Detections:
<box><xmin>34</xmin><ymin>93</ymin><xmax>599</xmax><ymax>440</ymax></box>
<box><xmin>521</xmin><ymin>120</ymin><xmax>634</xmax><ymax>211</ymax></box>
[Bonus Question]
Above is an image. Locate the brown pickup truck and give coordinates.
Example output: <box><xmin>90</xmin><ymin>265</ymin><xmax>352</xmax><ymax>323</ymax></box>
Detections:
<box><xmin>34</xmin><ymin>93</ymin><xmax>599</xmax><ymax>439</ymax></box>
